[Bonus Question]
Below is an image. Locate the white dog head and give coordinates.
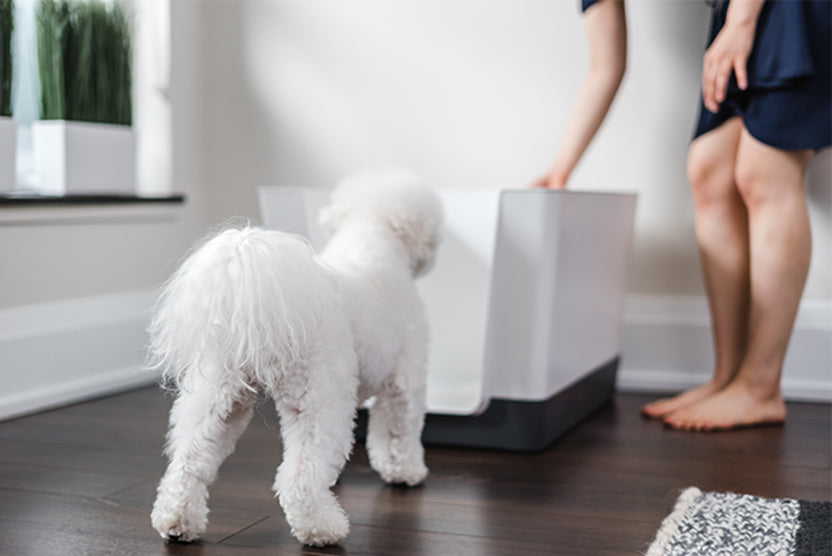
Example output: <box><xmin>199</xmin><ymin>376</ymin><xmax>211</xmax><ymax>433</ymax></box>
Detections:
<box><xmin>320</xmin><ymin>169</ymin><xmax>444</xmax><ymax>277</ymax></box>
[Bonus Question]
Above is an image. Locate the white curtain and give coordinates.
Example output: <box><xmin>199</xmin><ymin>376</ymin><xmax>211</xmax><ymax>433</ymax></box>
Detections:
<box><xmin>12</xmin><ymin>0</ymin><xmax>38</xmax><ymax>189</ymax></box>
<box><xmin>134</xmin><ymin>0</ymin><xmax>172</xmax><ymax>195</ymax></box>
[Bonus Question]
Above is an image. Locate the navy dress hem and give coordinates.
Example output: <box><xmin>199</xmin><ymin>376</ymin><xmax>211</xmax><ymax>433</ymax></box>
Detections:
<box><xmin>693</xmin><ymin>0</ymin><xmax>831</xmax><ymax>151</ymax></box>
<box><xmin>581</xmin><ymin>0</ymin><xmax>604</xmax><ymax>14</ymax></box>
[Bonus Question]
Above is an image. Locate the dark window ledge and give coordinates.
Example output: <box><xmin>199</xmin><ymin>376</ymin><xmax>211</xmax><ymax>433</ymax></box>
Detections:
<box><xmin>0</xmin><ymin>192</ymin><xmax>186</xmax><ymax>207</ymax></box>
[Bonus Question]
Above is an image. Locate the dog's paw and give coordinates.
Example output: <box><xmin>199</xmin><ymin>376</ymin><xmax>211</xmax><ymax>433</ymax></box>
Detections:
<box><xmin>151</xmin><ymin>508</ymin><xmax>206</xmax><ymax>543</ymax></box>
<box><xmin>151</xmin><ymin>488</ymin><xmax>208</xmax><ymax>543</ymax></box>
<box><xmin>159</xmin><ymin>527</ymin><xmax>201</xmax><ymax>544</ymax></box>
<box><xmin>283</xmin><ymin>492</ymin><xmax>350</xmax><ymax>547</ymax></box>
<box><xmin>378</xmin><ymin>460</ymin><xmax>429</xmax><ymax>487</ymax></box>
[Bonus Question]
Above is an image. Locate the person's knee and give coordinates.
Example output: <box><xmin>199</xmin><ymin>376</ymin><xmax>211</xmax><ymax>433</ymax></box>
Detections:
<box><xmin>734</xmin><ymin>153</ymin><xmax>768</xmax><ymax>209</ymax></box>
<box><xmin>734</xmin><ymin>150</ymin><xmax>810</xmax><ymax>211</ymax></box>
<box><xmin>687</xmin><ymin>145</ymin><xmax>733</xmax><ymax>209</ymax></box>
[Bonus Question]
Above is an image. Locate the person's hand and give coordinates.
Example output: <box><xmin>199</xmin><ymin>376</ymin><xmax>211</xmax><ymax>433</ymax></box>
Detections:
<box><xmin>702</xmin><ymin>17</ymin><xmax>755</xmax><ymax>113</ymax></box>
<box><xmin>531</xmin><ymin>168</ymin><xmax>568</xmax><ymax>190</ymax></box>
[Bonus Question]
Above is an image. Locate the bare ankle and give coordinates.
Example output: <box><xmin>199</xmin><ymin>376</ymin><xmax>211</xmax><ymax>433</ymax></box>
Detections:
<box><xmin>699</xmin><ymin>377</ymin><xmax>730</xmax><ymax>393</ymax></box>
<box><xmin>709</xmin><ymin>367</ymin><xmax>740</xmax><ymax>391</ymax></box>
<box><xmin>731</xmin><ymin>374</ymin><xmax>783</xmax><ymax>402</ymax></box>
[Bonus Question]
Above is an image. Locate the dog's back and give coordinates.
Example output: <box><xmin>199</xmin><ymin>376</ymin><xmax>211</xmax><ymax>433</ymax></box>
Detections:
<box><xmin>148</xmin><ymin>227</ymin><xmax>337</xmax><ymax>392</ymax></box>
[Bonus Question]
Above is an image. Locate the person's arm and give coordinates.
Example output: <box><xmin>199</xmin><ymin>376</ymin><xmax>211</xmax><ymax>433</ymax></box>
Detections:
<box><xmin>534</xmin><ymin>0</ymin><xmax>626</xmax><ymax>189</ymax></box>
<box><xmin>702</xmin><ymin>0</ymin><xmax>764</xmax><ymax>113</ymax></box>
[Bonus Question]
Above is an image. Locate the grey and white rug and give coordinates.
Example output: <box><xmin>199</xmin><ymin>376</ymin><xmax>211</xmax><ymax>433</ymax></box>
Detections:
<box><xmin>647</xmin><ymin>487</ymin><xmax>831</xmax><ymax>556</ymax></box>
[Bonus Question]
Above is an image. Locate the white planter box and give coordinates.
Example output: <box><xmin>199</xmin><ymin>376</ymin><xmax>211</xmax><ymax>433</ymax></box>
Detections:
<box><xmin>33</xmin><ymin>120</ymin><xmax>135</xmax><ymax>195</ymax></box>
<box><xmin>0</xmin><ymin>116</ymin><xmax>16</xmax><ymax>192</ymax></box>
<box><xmin>260</xmin><ymin>187</ymin><xmax>638</xmax><ymax>450</ymax></box>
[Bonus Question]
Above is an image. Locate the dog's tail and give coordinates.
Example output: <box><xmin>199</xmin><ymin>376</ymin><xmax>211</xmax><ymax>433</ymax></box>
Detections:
<box><xmin>147</xmin><ymin>227</ymin><xmax>335</xmax><ymax>392</ymax></box>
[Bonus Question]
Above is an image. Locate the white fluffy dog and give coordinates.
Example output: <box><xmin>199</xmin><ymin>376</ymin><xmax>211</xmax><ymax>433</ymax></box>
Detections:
<box><xmin>149</xmin><ymin>171</ymin><xmax>443</xmax><ymax>547</ymax></box>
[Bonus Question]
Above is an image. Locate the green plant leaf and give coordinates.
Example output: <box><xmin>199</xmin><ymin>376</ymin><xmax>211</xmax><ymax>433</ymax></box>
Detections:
<box><xmin>0</xmin><ymin>0</ymin><xmax>13</xmax><ymax>117</ymax></box>
<box><xmin>37</xmin><ymin>0</ymin><xmax>131</xmax><ymax>125</ymax></box>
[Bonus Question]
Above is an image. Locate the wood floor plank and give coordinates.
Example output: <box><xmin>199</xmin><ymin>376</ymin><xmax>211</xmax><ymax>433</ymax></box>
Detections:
<box><xmin>220</xmin><ymin>514</ymin><xmax>637</xmax><ymax>556</ymax></box>
<box><xmin>0</xmin><ymin>461</ymin><xmax>144</xmax><ymax>498</ymax></box>
<box><xmin>0</xmin><ymin>386</ymin><xmax>828</xmax><ymax>555</ymax></box>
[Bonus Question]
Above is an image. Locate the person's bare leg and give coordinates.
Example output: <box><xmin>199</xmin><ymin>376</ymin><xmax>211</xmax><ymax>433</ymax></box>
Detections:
<box><xmin>642</xmin><ymin>118</ymin><xmax>749</xmax><ymax>418</ymax></box>
<box><xmin>664</xmin><ymin>128</ymin><xmax>812</xmax><ymax>431</ymax></box>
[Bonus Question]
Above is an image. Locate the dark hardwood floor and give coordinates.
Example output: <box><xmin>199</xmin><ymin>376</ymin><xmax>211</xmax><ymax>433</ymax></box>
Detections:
<box><xmin>0</xmin><ymin>387</ymin><xmax>829</xmax><ymax>555</ymax></box>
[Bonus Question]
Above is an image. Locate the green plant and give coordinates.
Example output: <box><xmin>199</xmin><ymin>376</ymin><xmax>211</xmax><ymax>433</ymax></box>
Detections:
<box><xmin>0</xmin><ymin>0</ymin><xmax>12</xmax><ymax>117</ymax></box>
<box><xmin>37</xmin><ymin>0</ymin><xmax>131</xmax><ymax>125</ymax></box>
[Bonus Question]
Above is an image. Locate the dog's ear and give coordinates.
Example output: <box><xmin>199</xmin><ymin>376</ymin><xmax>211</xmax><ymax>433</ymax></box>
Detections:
<box><xmin>318</xmin><ymin>204</ymin><xmax>346</xmax><ymax>235</ymax></box>
<box><xmin>386</xmin><ymin>200</ymin><xmax>443</xmax><ymax>278</ymax></box>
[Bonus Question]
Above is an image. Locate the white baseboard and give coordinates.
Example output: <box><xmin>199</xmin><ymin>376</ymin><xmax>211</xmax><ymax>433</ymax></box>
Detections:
<box><xmin>0</xmin><ymin>291</ymin><xmax>161</xmax><ymax>421</ymax></box>
<box><xmin>618</xmin><ymin>295</ymin><xmax>832</xmax><ymax>402</ymax></box>
<box><xmin>0</xmin><ymin>365</ymin><xmax>162</xmax><ymax>422</ymax></box>
<box><xmin>2</xmin><ymin>291</ymin><xmax>828</xmax><ymax>422</ymax></box>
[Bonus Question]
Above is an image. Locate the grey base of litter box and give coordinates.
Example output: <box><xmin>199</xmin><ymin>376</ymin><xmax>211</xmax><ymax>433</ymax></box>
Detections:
<box><xmin>355</xmin><ymin>356</ymin><xmax>619</xmax><ymax>452</ymax></box>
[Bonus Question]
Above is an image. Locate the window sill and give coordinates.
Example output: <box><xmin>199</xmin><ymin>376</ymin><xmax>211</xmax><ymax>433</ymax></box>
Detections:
<box><xmin>0</xmin><ymin>192</ymin><xmax>186</xmax><ymax>225</ymax></box>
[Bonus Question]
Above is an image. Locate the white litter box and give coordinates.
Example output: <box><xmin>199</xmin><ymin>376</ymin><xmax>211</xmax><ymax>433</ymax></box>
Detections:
<box><xmin>259</xmin><ymin>188</ymin><xmax>637</xmax><ymax>451</ymax></box>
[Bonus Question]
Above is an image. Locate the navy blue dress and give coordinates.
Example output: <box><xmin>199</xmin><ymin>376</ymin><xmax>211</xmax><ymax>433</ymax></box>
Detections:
<box><xmin>580</xmin><ymin>0</ymin><xmax>831</xmax><ymax>150</ymax></box>
<box><xmin>694</xmin><ymin>0</ymin><xmax>831</xmax><ymax>150</ymax></box>
<box><xmin>581</xmin><ymin>0</ymin><xmax>602</xmax><ymax>12</ymax></box>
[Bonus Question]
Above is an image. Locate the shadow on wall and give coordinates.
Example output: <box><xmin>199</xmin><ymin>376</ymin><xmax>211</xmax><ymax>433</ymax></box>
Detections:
<box><xmin>200</xmin><ymin>1</ymin><xmax>284</xmax><ymax>224</ymax></box>
<box><xmin>202</xmin><ymin>0</ymin><xmax>404</xmax><ymax>225</ymax></box>
<box><xmin>642</xmin><ymin>0</ymin><xmax>711</xmax><ymax>158</ymax></box>
<box><xmin>805</xmin><ymin>150</ymin><xmax>832</xmax><ymax>298</ymax></box>
<box><xmin>807</xmin><ymin>150</ymin><xmax>831</xmax><ymax>224</ymax></box>
<box><xmin>578</xmin><ymin>0</ymin><xmax>711</xmax><ymax>296</ymax></box>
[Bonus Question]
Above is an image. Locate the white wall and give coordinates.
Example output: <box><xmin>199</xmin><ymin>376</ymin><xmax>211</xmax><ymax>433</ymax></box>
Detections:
<box><xmin>197</xmin><ymin>0</ymin><xmax>830</xmax><ymax>300</ymax></box>
<box><xmin>196</xmin><ymin>0</ymin><xmax>831</xmax><ymax>399</ymax></box>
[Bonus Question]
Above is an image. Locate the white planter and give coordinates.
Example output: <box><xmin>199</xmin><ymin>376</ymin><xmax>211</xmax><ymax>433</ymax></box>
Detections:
<box><xmin>260</xmin><ymin>187</ymin><xmax>638</xmax><ymax>450</ymax></box>
<box><xmin>33</xmin><ymin>120</ymin><xmax>135</xmax><ymax>195</ymax></box>
<box><xmin>0</xmin><ymin>116</ymin><xmax>16</xmax><ymax>192</ymax></box>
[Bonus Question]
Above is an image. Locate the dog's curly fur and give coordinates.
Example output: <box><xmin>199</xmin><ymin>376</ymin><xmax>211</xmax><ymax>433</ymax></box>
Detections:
<box><xmin>149</xmin><ymin>170</ymin><xmax>443</xmax><ymax>547</ymax></box>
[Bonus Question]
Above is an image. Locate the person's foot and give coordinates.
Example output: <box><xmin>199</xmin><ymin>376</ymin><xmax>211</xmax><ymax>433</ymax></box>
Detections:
<box><xmin>661</xmin><ymin>380</ymin><xmax>786</xmax><ymax>432</ymax></box>
<box><xmin>641</xmin><ymin>381</ymin><xmax>725</xmax><ymax>419</ymax></box>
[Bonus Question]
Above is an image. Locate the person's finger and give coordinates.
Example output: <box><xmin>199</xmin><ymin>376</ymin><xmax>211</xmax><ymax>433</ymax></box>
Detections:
<box><xmin>714</xmin><ymin>59</ymin><xmax>732</xmax><ymax>104</ymax></box>
<box><xmin>547</xmin><ymin>175</ymin><xmax>567</xmax><ymax>190</ymax></box>
<box><xmin>734</xmin><ymin>56</ymin><xmax>748</xmax><ymax>90</ymax></box>
<box><xmin>703</xmin><ymin>56</ymin><xmax>715</xmax><ymax>111</ymax></box>
<box><xmin>704</xmin><ymin>71</ymin><xmax>719</xmax><ymax>112</ymax></box>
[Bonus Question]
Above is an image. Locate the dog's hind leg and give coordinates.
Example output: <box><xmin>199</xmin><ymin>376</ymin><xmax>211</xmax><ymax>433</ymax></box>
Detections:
<box><xmin>366</xmin><ymin>341</ymin><xmax>429</xmax><ymax>487</ymax></box>
<box><xmin>151</xmin><ymin>373</ymin><xmax>255</xmax><ymax>542</ymax></box>
<box><xmin>270</xmin><ymin>332</ymin><xmax>358</xmax><ymax>546</ymax></box>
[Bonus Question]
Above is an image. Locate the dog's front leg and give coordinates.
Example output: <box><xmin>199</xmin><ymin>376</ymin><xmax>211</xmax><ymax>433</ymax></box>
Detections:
<box><xmin>366</xmin><ymin>345</ymin><xmax>429</xmax><ymax>487</ymax></box>
<box><xmin>151</xmin><ymin>377</ymin><xmax>255</xmax><ymax>542</ymax></box>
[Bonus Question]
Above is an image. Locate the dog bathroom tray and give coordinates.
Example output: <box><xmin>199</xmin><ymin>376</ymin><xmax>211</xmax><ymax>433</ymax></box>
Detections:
<box><xmin>259</xmin><ymin>188</ymin><xmax>637</xmax><ymax>451</ymax></box>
